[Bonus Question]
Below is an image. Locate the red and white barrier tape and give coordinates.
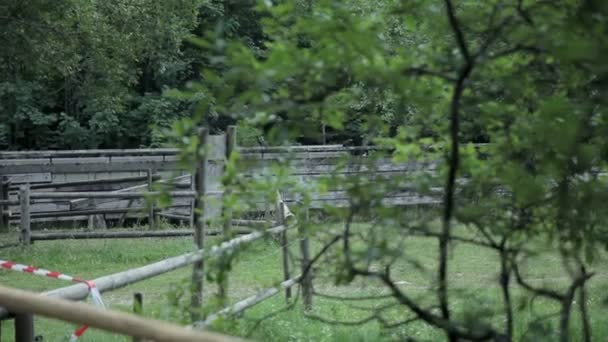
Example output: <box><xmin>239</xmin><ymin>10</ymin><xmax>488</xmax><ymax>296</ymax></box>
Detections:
<box><xmin>0</xmin><ymin>259</ymin><xmax>106</xmax><ymax>340</ymax></box>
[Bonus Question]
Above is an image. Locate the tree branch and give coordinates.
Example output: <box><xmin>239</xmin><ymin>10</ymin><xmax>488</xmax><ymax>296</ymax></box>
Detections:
<box><xmin>305</xmin><ymin>312</ymin><xmax>379</xmax><ymax>326</ymax></box>
<box><xmin>244</xmin><ymin>292</ymin><xmax>300</xmax><ymax>337</ymax></box>
<box><xmin>408</xmin><ymin>228</ymin><xmax>500</xmax><ymax>251</ymax></box>
<box><xmin>578</xmin><ymin>278</ymin><xmax>592</xmax><ymax>342</ymax></box>
<box><xmin>300</xmin><ymin>235</ymin><xmax>341</xmax><ymax>281</ymax></box>
<box><xmin>512</xmin><ymin>261</ymin><xmax>564</xmax><ymax>301</ymax></box>
<box><xmin>559</xmin><ymin>267</ymin><xmax>594</xmax><ymax>342</ymax></box>
<box><xmin>516</xmin><ymin>0</ymin><xmax>534</xmax><ymax>25</ymax></box>
<box><xmin>440</xmin><ymin>2</ymin><xmax>475</xmax><ymax>337</ymax></box>
<box><xmin>443</xmin><ymin>0</ymin><xmax>472</xmax><ymax>64</ymax></box>
<box><xmin>499</xmin><ymin>244</ymin><xmax>513</xmax><ymax>341</ymax></box>
<box><xmin>488</xmin><ymin>44</ymin><xmax>544</xmax><ymax>60</ymax></box>
<box><xmin>348</xmin><ymin>265</ymin><xmax>498</xmax><ymax>341</ymax></box>
<box><xmin>312</xmin><ymin>291</ymin><xmax>394</xmax><ymax>301</ymax></box>
<box><xmin>377</xmin><ymin>315</ymin><xmax>420</xmax><ymax>329</ymax></box>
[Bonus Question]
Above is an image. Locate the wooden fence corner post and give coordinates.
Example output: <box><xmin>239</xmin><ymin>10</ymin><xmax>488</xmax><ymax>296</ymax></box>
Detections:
<box><xmin>19</xmin><ymin>184</ymin><xmax>31</xmax><ymax>246</ymax></box>
<box><xmin>15</xmin><ymin>313</ymin><xmax>34</xmax><ymax>342</ymax></box>
<box><xmin>218</xmin><ymin>125</ymin><xmax>236</xmax><ymax>302</ymax></box>
<box><xmin>191</xmin><ymin>127</ymin><xmax>208</xmax><ymax>322</ymax></box>
<box><xmin>146</xmin><ymin>169</ymin><xmax>155</xmax><ymax>230</ymax></box>
<box><xmin>277</xmin><ymin>193</ymin><xmax>292</xmax><ymax>301</ymax></box>
<box><xmin>299</xmin><ymin>207</ymin><xmax>313</xmax><ymax>311</ymax></box>
<box><xmin>189</xmin><ymin>173</ymin><xmax>195</xmax><ymax>230</ymax></box>
<box><xmin>222</xmin><ymin>125</ymin><xmax>237</xmax><ymax>239</ymax></box>
<box><xmin>0</xmin><ymin>176</ymin><xmax>9</xmax><ymax>232</ymax></box>
<box><xmin>226</xmin><ymin>125</ymin><xmax>237</xmax><ymax>160</ymax></box>
<box><xmin>132</xmin><ymin>292</ymin><xmax>143</xmax><ymax>342</ymax></box>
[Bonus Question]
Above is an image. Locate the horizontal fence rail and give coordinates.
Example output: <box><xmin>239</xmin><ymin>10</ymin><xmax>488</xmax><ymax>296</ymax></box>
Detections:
<box><xmin>0</xmin><ymin>128</ymin><xmax>318</xmax><ymax>341</ymax></box>
<box><xmin>0</xmin><ymin>284</ymin><xmax>245</xmax><ymax>342</ymax></box>
<box><xmin>29</xmin><ymin>228</ymin><xmax>255</xmax><ymax>241</ymax></box>
<box><xmin>0</xmin><ymin>144</ymin><xmax>445</xmax><ymax>229</ymax></box>
<box><xmin>7</xmin><ymin>174</ymin><xmax>162</xmax><ymax>191</ymax></box>
<box><xmin>29</xmin><ymin>191</ymin><xmax>198</xmax><ymax>199</ymax></box>
<box><xmin>0</xmin><ymin>223</ymin><xmax>289</xmax><ymax>319</ymax></box>
<box><xmin>196</xmin><ymin>276</ymin><xmax>301</xmax><ymax>329</ymax></box>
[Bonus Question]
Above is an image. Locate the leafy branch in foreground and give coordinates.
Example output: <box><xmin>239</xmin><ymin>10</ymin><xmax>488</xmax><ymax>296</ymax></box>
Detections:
<box><xmin>178</xmin><ymin>0</ymin><xmax>608</xmax><ymax>341</ymax></box>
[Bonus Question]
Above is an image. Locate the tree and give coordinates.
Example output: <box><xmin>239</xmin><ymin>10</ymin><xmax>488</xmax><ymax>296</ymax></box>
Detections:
<box><xmin>0</xmin><ymin>0</ymin><xmax>204</xmax><ymax>149</ymax></box>
<box><xmin>183</xmin><ymin>0</ymin><xmax>608</xmax><ymax>341</ymax></box>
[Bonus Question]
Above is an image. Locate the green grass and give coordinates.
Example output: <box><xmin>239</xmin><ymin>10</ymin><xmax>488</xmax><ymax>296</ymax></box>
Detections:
<box><xmin>0</xmin><ymin>224</ymin><xmax>606</xmax><ymax>341</ymax></box>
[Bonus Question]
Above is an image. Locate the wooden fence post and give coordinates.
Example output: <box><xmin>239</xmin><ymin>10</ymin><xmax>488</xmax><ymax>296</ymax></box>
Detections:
<box><xmin>132</xmin><ymin>292</ymin><xmax>143</xmax><ymax>342</ymax></box>
<box><xmin>133</xmin><ymin>292</ymin><xmax>143</xmax><ymax>315</ymax></box>
<box><xmin>0</xmin><ymin>176</ymin><xmax>9</xmax><ymax>232</ymax></box>
<box><xmin>218</xmin><ymin>126</ymin><xmax>237</xmax><ymax>302</ymax></box>
<box><xmin>277</xmin><ymin>195</ymin><xmax>292</xmax><ymax>300</ymax></box>
<box><xmin>15</xmin><ymin>313</ymin><xmax>34</xmax><ymax>342</ymax></box>
<box><xmin>191</xmin><ymin>127</ymin><xmax>208</xmax><ymax>321</ymax></box>
<box><xmin>189</xmin><ymin>173</ymin><xmax>195</xmax><ymax>229</ymax></box>
<box><xmin>222</xmin><ymin>125</ymin><xmax>236</xmax><ymax>238</ymax></box>
<box><xmin>147</xmin><ymin>169</ymin><xmax>155</xmax><ymax>230</ymax></box>
<box><xmin>299</xmin><ymin>208</ymin><xmax>313</xmax><ymax>310</ymax></box>
<box><xmin>20</xmin><ymin>185</ymin><xmax>31</xmax><ymax>246</ymax></box>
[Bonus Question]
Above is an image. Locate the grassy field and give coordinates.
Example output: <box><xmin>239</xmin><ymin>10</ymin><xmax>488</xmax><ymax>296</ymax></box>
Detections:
<box><xmin>0</xmin><ymin>224</ymin><xmax>606</xmax><ymax>341</ymax></box>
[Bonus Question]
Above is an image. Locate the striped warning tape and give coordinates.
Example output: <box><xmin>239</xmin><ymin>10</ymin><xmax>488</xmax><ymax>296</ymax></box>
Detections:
<box><xmin>0</xmin><ymin>259</ymin><xmax>106</xmax><ymax>340</ymax></box>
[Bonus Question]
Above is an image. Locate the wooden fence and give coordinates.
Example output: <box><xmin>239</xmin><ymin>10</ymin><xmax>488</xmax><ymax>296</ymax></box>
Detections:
<box><xmin>0</xmin><ymin>128</ymin><xmax>313</xmax><ymax>341</ymax></box>
<box><xmin>0</xmin><ymin>129</ymin><xmax>440</xmax><ymax>235</ymax></box>
<box><xmin>0</xmin><ymin>196</ymin><xmax>307</xmax><ymax>341</ymax></box>
<box><xmin>0</xmin><ymin>210</ymin><xmax>305</xmax><ymax>340</ymax></box>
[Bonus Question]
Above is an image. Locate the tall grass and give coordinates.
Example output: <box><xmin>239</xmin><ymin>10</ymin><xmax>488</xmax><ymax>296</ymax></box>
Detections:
<box><xmin>0</xmin><ymin>223</ymin><xmax>605</xmax><ymax>341</ymax></box>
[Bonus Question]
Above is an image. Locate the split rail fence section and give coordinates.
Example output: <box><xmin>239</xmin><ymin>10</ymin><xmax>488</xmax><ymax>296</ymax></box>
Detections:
<box><xmin>0</xmin><ymin>127</ymin><xmax>314</xmax><ymax>341</ymax></box>
<box><xmin>0</xmin><ymin>198</ymin><xmax>307</xmax><ymax>341</ymax></box>
<box><xmin>0</xmin><ymin>134</ymin><xmax>440</xmax><ymax>236</ymax></box>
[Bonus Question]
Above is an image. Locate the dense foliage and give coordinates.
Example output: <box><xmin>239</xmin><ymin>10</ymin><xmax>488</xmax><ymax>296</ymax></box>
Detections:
<box><xmin>185</xmin><ymin>1</ymin><xmax>608</xmax><ymax>341</ymax></box>
<box><xmin>0</xmin><ymin>0</ymin><xmax>266</xmax><ymax>149</ymax></box>
<box><xmin>3</xmin><ymin>0</ymin><xmax>608</xmax><ymax>341</ymax></box>
<box><xmin>1</xmin><ymin>0</ymin><xmax>454</xmax><ymax>150</ymax></box>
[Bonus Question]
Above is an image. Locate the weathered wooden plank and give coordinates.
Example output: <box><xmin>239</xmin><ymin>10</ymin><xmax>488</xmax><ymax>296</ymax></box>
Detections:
<box><xmin>29</xmin><ymin>202</ymin><xmax>72</xmax><ymax>212</ymax></box>
<box><xmin>13</xmin><ymin>214</ymin><xmax>149</xmax><ymax>224</ymax></box>
<box><xmin>19</xmin><ymin>185</ymin><xmax>31</xmax><ymax>245</ymax></box>
<box><xmin>0</xmin><ymin>177</ymin><xmax>8</xmax><ymax>231</ymax></box>
<box><xmin>304</xmin><ymin>196</ymin><xmax>441</xmax><ymax>208</ymax></box>
<box><xmin>0</xmin><ymin>144</ymin><xmax>349</xmax><ymax>159</ymax></box>
<box><xmin>0</xmin><ymin>284</ymin><xmax>244</xmax><ymax>342</ymax></box>
<box><xmin>72</xmin><ymin>197</ymin><xmax>193</xmax><ymax>212</ymax></box>
<box><xmin>1</xmin><ymin>148</ymin><xmax>433</xmax><ymax>178</ymax></box>
<box><xmin>240</xmin><ymin>151</ymin><xmax>347</xmax><ymax>161</ymax></box>
<box><xmin>69</xmin><ymin>174</ymin><xmax>192</xmax><ymax>209</ymax></box>
<box><xmin>9</xmin><ymin>175</ymin><xmax>161</xmax><ymax>191</ymax></box>
<box><xmin>0</xmin><ymin>160</ymin><xmax>181</xmax><ymax>174</ymax></box>
<box><xmin>239</xmin><ymin>158</ymin><xmax>439</xmax><ymax>175</ymax></box>
<box><xmin>12</xmin><ymin>207</ymin><xmax>149</xmax><ymax>219</ymax></box>
<box><xmin>51</xmin><ymin>157</ymin><xmax>110</xmax><ymax>165</ymax></box>
<box><xmin>0</xmin><ymin>148</ymin><xmax>179</xmax><ymax>159</ymax></box>
<box><xmin>5</xmin><ymin>173</ymin><xmax>52</xmax><ymax>185</ymax></box>
<box><xmin>240</xmin><ymin>145</ymin><xmax>343</xmax><ymax>153</ymax></box>
<box><xmin>30</xmin><ymin>229</ymin><xmax>252</xmax><ymax>241</ymax></box>
<box><xmin>30</xmin><ymin>191</ymin><xmax>196</xmax><ymax>199</ymax></box>
<box><xmin>191</xmin><ymin>127</ymin><xmax>209</xmax><ymax>320</ymax></box>
<box><xmin>207</xmin><ymin>134</ymin><xmax>227</xmax><ymax>161</ymax></box>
